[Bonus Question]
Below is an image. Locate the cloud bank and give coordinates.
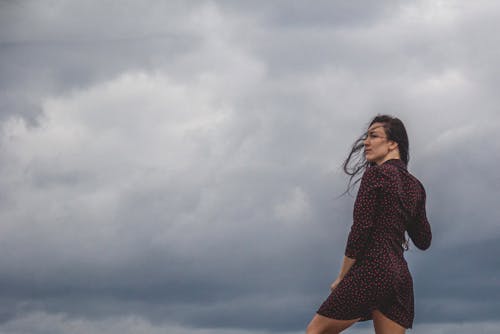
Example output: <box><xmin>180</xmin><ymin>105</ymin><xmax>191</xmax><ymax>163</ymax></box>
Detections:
<box><xmin>1</xmin><ymin>1</ymin><xmax>500</xmax><ymax>333</ymax></box>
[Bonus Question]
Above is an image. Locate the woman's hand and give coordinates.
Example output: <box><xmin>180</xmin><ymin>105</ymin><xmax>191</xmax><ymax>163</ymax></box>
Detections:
<box><xmin>330</xmin><ymin>277</ymin><xmax>343</xmax><ymax>292</ymax></box>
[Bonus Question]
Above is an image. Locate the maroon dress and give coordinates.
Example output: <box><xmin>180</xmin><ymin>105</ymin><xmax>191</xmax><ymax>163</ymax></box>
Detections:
<box><xmin>316</xmin><ymin>158</ymin><xmax>432</xmax><ymax>329</ymax></box>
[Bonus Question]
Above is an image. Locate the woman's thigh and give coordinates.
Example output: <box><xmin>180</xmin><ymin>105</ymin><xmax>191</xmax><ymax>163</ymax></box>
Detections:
<box><xmin>372</xmin><ymin>309</ymin><xmax>405</xmax><ymax>334</ymax></box>
<box><xmin>306</xmin><ymin>313</ymin><xmax>360</xmax><ymax>334</ymax></box>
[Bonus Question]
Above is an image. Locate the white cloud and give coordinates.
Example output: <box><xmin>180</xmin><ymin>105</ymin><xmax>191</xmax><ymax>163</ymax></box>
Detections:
<box><xmin>2</xmin><ymin>311</ymin><xmax>500</xmax><ymax>334</ymax></box>
<box><xmin>1</xmin><ymin>1</ymin><xmax>500</xmax><ymax>333</ymax></box>
<box><xmin>0</xmin><ymin>67</ymin><xmax>244</xmax><ymax>273</ymax></box>
<box><xmin>274</xmin><ymin>186</ymin><xmax>311</xmax><ymax>223</ymax></box>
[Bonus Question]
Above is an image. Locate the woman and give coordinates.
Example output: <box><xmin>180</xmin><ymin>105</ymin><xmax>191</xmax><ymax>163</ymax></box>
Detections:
<box><xmin>306</xmin><ymin>115</ymin><xmax>432</xmax><ymax>334</ymax></box>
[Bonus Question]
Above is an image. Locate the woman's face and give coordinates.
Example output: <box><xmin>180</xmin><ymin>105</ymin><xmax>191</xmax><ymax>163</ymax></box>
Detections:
<box><xmin>363</xmin><ymin>122</ymin><xmax>398</xmax><ymax>165</ymax></box>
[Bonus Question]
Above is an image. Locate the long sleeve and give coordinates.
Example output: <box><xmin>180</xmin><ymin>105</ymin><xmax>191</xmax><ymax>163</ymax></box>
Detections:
<box><xmin>345</xmin><ymin>166</ymin><xmax>384</xmax><ymax>259</ymax></box>
<box><xmin>407</xmin><ymin>183</ymin><xmax>432</xmax><ymax>250</ymax></box>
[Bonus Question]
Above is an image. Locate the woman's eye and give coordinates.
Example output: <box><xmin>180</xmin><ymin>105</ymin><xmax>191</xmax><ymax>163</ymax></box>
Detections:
<box><xmin>363</xmin><ymin>132</ymin><xmax>380</xmax><ymax>140</ymax></box>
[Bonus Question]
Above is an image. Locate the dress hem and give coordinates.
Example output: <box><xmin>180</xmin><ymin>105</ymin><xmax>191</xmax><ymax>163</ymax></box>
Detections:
<box><xmin>316</xmin><ymin>309</ymin><xmax>412</xmax><ymax>330</ymax></box>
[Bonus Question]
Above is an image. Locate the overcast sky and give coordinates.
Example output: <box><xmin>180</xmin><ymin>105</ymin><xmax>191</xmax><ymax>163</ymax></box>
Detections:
<box><xmin>1</xmin><ymin>1</ymin><xmax>500</xmax><ymax>333</ymax></box>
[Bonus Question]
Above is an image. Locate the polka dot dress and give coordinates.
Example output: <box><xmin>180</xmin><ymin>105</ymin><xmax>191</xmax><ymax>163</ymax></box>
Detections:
<box><xmin>316</xmin><ymin>158</ymin><xmax>432</xmax><ymax>329</ymax></box>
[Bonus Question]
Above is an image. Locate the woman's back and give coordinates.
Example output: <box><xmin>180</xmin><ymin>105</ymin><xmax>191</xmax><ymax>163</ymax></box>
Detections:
<box><xmin>361</xmin><ymin>159</ymin><xmax>432</xmax><ymax>262</ymax></box>
<box><xmin>345</xmin><ymin>158</ymin><xmax>431</xmax><ymax>264</ymax></box>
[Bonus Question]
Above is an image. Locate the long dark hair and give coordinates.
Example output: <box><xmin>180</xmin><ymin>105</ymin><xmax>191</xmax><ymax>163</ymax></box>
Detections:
<box><xmin>340</xmin><ymin>114</ymin><xmax>409</xmax><ymax>194</ymax></box>
<box><xmin>338</xmin><ymin>114</ymin><xmax>411</xmax><ymax>250</ymax></box>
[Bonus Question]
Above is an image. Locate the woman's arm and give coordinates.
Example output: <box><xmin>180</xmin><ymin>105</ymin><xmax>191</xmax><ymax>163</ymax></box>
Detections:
<box><xmin>407</xmin><ymin>183</ymin><xmax>432</xmax><ymax>250</ymax></box>
<box><xmin>332</xmin><ymin>167</ymin><xmax>383</xmax><ymax>291</ymax></box>
<box><xmin>344</xmin><ymin>166</ymin><xmax>383</xmax><ymax>259</ymax></box>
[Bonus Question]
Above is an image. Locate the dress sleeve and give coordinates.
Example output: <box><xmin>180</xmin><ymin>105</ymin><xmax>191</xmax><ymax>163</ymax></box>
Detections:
<box><xmin>344</xmin><ymin>166</ymin><xmax>384</xmax><ymax>259</ymax></box>
<box><xmin>407</xmin><ymin>182</ymin><xmax>432</xmax><ymax>250</ymax></box>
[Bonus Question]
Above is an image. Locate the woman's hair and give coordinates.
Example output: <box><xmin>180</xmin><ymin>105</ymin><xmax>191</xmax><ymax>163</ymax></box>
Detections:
<box><xmin>339</xmin><ymin>114</ymin><xmax>411</xmax><ymax>250</ymax></box>
<box><xmin>339</xmin><ymin>115</ymin><xmax>411</xmax><ymax>250</ymax></box>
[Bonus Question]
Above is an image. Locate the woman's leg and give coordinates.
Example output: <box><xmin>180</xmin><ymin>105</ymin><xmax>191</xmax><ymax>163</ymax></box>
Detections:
<box><xmin>372</xmin><ymin>309</ymin><xmax>405</xmax><ymax>334</ymax></box>
<box><xmin>306</xmin><ymin>313</ymin><xmax>360</xmax><ymax>334</ymax></box>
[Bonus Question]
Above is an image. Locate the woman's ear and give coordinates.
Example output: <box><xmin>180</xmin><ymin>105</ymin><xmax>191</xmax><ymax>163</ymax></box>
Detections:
<box><xmin>389</xmin><ymin>140</ymin><xmax>399</xmax><ymax>151</ymax></box>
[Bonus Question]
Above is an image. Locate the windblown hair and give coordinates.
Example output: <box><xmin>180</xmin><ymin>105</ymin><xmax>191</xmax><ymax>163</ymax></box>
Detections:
<box><xmin>339</xmin><ymin>114</ymin><xmax>411</xmax><ymax>250</ymax></box>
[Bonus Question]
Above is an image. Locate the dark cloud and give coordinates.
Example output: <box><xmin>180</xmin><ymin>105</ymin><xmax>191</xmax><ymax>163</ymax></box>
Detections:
<box><xmin>0</xmin><ymin>1</ymin><xmax>499</xmax><ymax>334</ymax></box>
<box><xmin>219</xmin><ymin>0</ymin><xmax>401</xmax><ymax>28</ymax></box>
<box><xmin>0</xmin><ymin>0</ymin><xmax>200</xmax><ymax>123</ymax></box>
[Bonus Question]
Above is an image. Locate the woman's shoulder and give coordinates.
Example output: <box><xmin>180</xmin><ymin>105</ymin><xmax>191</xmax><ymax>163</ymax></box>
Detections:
<box><xmin>364</xmin><ymin>159</ymin><xmax>421</xmax><ymax>188</ymax></box>
<box><xmin>363</xmin><ymin>161</ymin><xmax>394</xmax><ymax>179</ymax></box>
<box><xmin>373</xmin><ymin>159</ymin><xmax>410</xmax><ymax>178</ymax></box>
<box><xmin>360</xmin><ymin>164</ymin><xmax>387</xmax><ymax>189</ymax></box>
<box><xmin>377</xmin><ymin>160</ymin><xmax>427</xmax><ymax>195</ymax></box>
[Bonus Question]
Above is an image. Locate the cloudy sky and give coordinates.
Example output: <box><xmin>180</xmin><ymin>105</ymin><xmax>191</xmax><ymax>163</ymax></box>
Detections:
<box><xmin>1</xmin><ymin>1</ymin><xmax>500</xmax><ymax>333</ymax></box>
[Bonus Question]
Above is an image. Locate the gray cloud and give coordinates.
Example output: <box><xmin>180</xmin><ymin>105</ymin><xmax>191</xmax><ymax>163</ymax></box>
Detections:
<box><xmin>1</xmin><ymin>1</ymin><xmax>499</xmax><ymax>333</ymax></box>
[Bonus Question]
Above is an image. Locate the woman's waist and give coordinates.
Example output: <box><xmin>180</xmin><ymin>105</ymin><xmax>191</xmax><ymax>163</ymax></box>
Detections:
<box><xmin>362</xmin><ymin>245</ymin><xmax>407</xmax><ymax>264</ymax></box>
